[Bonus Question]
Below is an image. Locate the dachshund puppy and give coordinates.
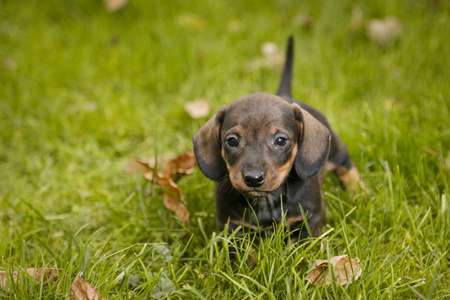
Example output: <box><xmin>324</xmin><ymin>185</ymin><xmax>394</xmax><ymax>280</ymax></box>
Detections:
<box><xmin>193</xmin><ymin>36</ymin><xmax>365</xmax><ymax>242</ymax></box>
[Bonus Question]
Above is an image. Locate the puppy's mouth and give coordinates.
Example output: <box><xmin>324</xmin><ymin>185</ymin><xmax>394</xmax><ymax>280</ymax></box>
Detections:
<box><xmin>241</xmin><ymin>189</ymin><xmax>273</xmax><ymax>198</ymax></box>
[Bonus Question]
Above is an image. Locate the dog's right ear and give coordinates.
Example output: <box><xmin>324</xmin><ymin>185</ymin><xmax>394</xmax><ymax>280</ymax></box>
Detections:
<box><xmin>292</xmin><ymin>103</ymin><xmax>331</xmax><ymax>179</ymax></box>
<box><xmin>192</xmin><ymin>109</ymin><xmax>227</xmax><ymax>181</ymax></box>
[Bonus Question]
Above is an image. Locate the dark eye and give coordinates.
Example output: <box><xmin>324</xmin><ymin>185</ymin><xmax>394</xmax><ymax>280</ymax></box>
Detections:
<box><xmin>227</xmin><ymin>137</ymin><xmax>239</xmax><ymax>147</ymax></box>
<box><xmin>275</xmin><ymin>137</ymin><xmax>287</xmax><ymax>146</ymax></box>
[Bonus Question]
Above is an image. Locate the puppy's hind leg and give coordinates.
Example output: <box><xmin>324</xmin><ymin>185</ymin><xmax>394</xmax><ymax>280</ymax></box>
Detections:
<box><xmin>327</xmin><ymin>132</ymin><xmax>369</xmax><ymax>195</ymax></box>
<box><xmin>335</xmin><ymin>163</ymin><xmax>368</xmax><ymax>195</ymax></box>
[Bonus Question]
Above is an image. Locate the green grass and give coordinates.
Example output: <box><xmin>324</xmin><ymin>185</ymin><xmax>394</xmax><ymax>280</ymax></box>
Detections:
<box><xmin>0</xmin><ymin>0</ymin><xmax>449</xmax><ymax>298</ymax></box>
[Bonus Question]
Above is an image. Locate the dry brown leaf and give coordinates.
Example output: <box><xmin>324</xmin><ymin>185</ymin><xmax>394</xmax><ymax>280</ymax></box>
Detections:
<box><xmin>4</xmin><ymin>58</ymin><xmax>17</xmax><ymax>70</ymax></box>
<box><xmin>70</xmin><ymin>271</ymin><xmax>108</xmax><ymax>300</ymax></box>
<box><xmin>172</xmin><ymin>151</ymin><xmax>196</xmax><ymax>175</ymax></box>
<box><xmin>294</xmin><ymin>14</ymin><xmax>314</xmax><ymax>28</ymax></box>
<box><xmin>26</xmin><ymin>268</ymin><xmax>61</xmax><ymax>285</ymax></box>
<box><xmin>126</xmin><ymin>158</ymin><xmax>152</xmax><ymax>174</ymax></box>
<box><xmin>104</xmin><ymin>0</ymin><xmax>128</xmax><ymax>12</ymax></box>
<box><xmin>127</xmin><ymin>151</ymin><xmax>195</xmax><ymax>224</ymax></box>
<box><xmin>163</xmin><ymin>192</ymin><xmax>190</xmax><ymax>224</ymax></box>
<box><xmin>128</xmin><ymin>151</ymin><xmax>196</xmax><ymax>181</ymax></box>
<box><xmin>127</xmin><ymin>156</ymin><xmax>174</xmax><ymax>179</ymax></box>
<box><xmin>144</xmin><ymin>156</ymin><xmax>174</xmax><ymax>179</ymax></box>
<box><xmin>0</xmin><ymin>271</ymin><xmax>7</xmax><ymax>288</ymax></box>
<box><xmin>144</xmin><ymin>171</ymin><xmax>190</xmax><ymax>224</ymax></box>
<box><xmin>348</xmin><ymin>6</ymin><xmax>364</xmax><ymax>32</ymax></box>
<box><xmin>185</xmin><ymin>99</ymin><xmax>211</xmax><ymax>119</ymax></box>
<box><xmin>261</xmin><ymin>42</ymin><xmax>285</xmax><ymax>70</ymax></box>
<box><xmin>144</xmin><ymin>172</ymin><xmax>184</xmax><ymax>203</ymax></box>
<box><xmin>366</xmin><ymin>16</ymin><xmax>403</xmax><ymax>48</ymax></box>
<box><xmin>305</xmin><ymin>254</ymin><xmax>362</xmax><ymax>286</ymax></box>
<box><xmin>0</xmin><ymin>268</ymin><xmax>61</xmax><ymax>291</ymax></box>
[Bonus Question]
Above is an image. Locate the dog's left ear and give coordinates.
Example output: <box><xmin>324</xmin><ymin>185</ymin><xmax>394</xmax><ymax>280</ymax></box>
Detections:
<box><xmin>292</xmin><ymin>103</ymin><xmax>331</xmax><ymax>179</ymax></box>
<box><xmin>192</xmin><ymin>109</ymin><xmax>227</xmax><ymax>181</ymax></box>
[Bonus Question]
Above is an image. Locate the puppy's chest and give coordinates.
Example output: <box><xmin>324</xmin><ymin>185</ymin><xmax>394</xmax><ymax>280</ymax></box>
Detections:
<box><xmin>248</xmin><ymin>194</ymin><xmax>288</xmax><ymax>225</ymax></box>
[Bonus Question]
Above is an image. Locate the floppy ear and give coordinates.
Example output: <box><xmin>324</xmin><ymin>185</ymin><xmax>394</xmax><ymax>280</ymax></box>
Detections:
<box><xmin>292</xmin><ymin>103</ymin><xmax>331</xmax><ymax>179</ymax></box>
<box><xmin>192</xmin><ymin>109</ymin><xmax>227</xmax><ymax>181</ymax></box>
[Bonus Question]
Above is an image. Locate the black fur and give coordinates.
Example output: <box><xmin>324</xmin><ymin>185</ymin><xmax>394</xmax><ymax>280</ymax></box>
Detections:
<box><xmin>193</xmin><ymin>36</ymin><xmax>362</xmax><ymax>242</ymax></box>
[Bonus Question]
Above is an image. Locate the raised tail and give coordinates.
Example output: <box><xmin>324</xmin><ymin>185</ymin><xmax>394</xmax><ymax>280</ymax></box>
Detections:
<box><xmin>276</xmin><ymin>35</ymin><xmax>294</xmax><ymax>99</ymax></box>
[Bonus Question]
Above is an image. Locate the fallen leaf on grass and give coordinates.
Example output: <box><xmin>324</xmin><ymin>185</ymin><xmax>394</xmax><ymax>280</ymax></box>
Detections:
<box><xmin>347</xmin><ymin>6</ymin><xmax>364</xmax><ymax>32</ymax></box>
<box><xmin>261</xmin><ymin>42</ymin><xmax>285</xmax><ymax>70</ymax></box>
<box><xmin>185</xmin><ymin>99</ymin><xmax>211</xmax><ymax>119</ymax></box>
<box><xmin>127</xmin><ymin>151</ymin><xmax>196</xmax><ymax>224</ymax></box>
<box><xmin>128</xmin><ymin>151</ymin><xmax>196</xmax><ymax>181</ymax></box>
<box><xmin>127</xmin><ymin>157</ymin><xmax>152</xmax><ymax>174</ymax></box>
<box><xmin>3</xmin><ymin>58</ymin><xmax>17</xmax><ymax>70</ymax></box>
<box><xmin>294</xmin><ymin>14</ymin><xmax>314</xmax><ymax>28</ymax></box>
<box><xmin>367</xmin><ymin>16</ymin><xmax>403</xmax><ymax>48</ymax></box>
<box><xmin>144</xmin><ymin>171</ymin><xmax>190</xmax><ymax>224</ymax></box>
<box><xmin>128</xmin><ymin>157</ymin><xmax>173</xmax><ymax>179</ymax></box>
<box><xmin>171</xmin><ymin>151</ymin><xmax>196</xmax><ymax>175</ymax></box>
<box><xmin>247</xmin><ymin>41</ymin><xmax>286</xmax><ymax>71</ymax></box>
<box><xmin>305</xmin><ymin>255</ymin><xmax>362</xmax><ymax>286</ymax></box>
<box><xmin>104</xmin><ymin>0</ymin><xmax>128</xmax><ymax>12</ymax></box>
<box><xmin>0</xmin><ymin>268</ymin><xmax>61</xmax><ymax>291</ymax></box>
<box><xmin>70</xmin><ymin>271</ymin><xmax>108</xmax><ymax>300</ymax></box>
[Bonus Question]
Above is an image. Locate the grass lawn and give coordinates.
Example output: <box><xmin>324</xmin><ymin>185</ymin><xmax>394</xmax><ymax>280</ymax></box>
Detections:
<box><xmin>1</xmin><ymin>0</ymin><xmax>449</xmax><ymax>298</ymax></box>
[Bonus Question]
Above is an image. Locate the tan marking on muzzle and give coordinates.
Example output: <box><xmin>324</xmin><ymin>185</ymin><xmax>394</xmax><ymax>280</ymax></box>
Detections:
<box><xmin>222</xmin><ymin>148</ymin><xmax>245</xmax><ymax>187</ymax></box>
<box><xmin>276</xmin><ymin>144</ymin><xmax>298</xmax><ymax>180</ymax></box>
<box><xmin>260</xmin><ymin>144</ymin><xmax>298</xmax><ymax>191</ymax></box>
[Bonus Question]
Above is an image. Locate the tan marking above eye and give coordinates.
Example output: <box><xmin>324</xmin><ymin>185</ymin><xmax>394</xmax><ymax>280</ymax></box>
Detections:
<box><xmin>268</xmin><ymin>125</ymin><xmax>281</xmax><ymax>136</ymax></box>
<box><xmin>234</xmin><ymin>127</ymin><xmax>243</xmax><ymax>136</ymax></box>
<box><xmin>223</xmin><ymin>126</ymin><xmax>243</xmax><ymax>139</ymax></box>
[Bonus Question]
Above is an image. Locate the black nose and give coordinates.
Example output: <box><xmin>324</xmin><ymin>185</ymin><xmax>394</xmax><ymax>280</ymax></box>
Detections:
<box><xmin>244</xmin><ymin>173</ymin><xmax>265</xmax><ymax>188</ymax></box>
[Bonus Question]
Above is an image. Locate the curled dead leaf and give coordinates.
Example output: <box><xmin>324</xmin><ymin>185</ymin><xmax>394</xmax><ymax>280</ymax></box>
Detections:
<box><xmin>163</xmin><ymin>193</ymin><xmax>190</xmax><ymax>224</ymax></box>
<box><xmin>143</xmin><ymin>172</ymin><xmax>185</xmax><ymax>204</ymax></box>
<box><xmin>4</xmin><ymin>58</ymin><xmax>17</xmax><ymax>70</ymax></box>
<box><xmin>367</xmin><ymin>16</ymin><xmax>403</xmax><ymax>48</ymax></box>
<box><xmin>144</xmin><ymin>171</ymin><xmax>190</xmax><ymax>224</ymax></box>
<box><xmin>348</xmin><ymin>6</ymin><xmax>364</xmax><ymax>32</ymax></box>
<box><xmin>185</xmin><ymin>99</ymin><xmax>211</xmax><ymax>119</ymax></box>
<box><xmin>127</xmin><ymin>158</ymin><xmax>152</xmax><ymax>174</ymax></box>
<box><xmin>261</xmin><ymin>42</ymin><xmax>285</xmax><ymax>70</ymax></box>
<box><xmin>104</xmin><ymin>0</ymin><xmax>128</xmax><ymax>12</ymax></box>
<box><xmin>294</xmin><ymin>14</ymin><xmax>314</xmax><ymax>28</ymax></box>
<box><xmin>0</xmin><ymin>268</ymin><xmax>61</xmax><ymax>291</ymax></box>
<box><xmin>127</xmin><ymin>151</ymin><xmax>196</xmax><ymax>181</ymax></box>
<box><xmin>70</xmin><ymin>271</ymin><xmax>108</xmax><ymax>300</ymax></box>
<box><xmin>305</xmin><ymin>254</ymin><xmax>362</xmax><ymax>286</ymax></box>
<box><xmin>127</xmin><ymin>151</ymin><xmax>195</xmax><ymax>224</ymax></box>
<box><xmin>172</xmin><ymin>151</ymin><xmax>196</xmax><ymax>175</ymax></box>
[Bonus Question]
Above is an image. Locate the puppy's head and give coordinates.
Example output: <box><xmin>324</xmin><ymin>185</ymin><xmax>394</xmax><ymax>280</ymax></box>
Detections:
<box><xmin>193</xmin><ymin>93</ymin><xmax>330</xmax><ymax>198</ymax></box>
